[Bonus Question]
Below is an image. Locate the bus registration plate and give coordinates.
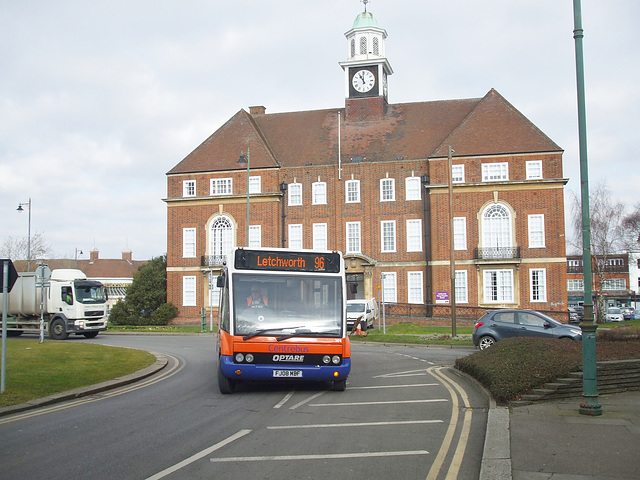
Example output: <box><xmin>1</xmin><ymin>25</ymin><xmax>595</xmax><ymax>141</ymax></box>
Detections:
<box><xmin>273</xmin><ymin>370</ymin><xmax>302</xmax><ymax>378</ymax></box>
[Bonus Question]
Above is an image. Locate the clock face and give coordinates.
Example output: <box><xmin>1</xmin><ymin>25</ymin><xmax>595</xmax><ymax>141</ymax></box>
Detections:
<box><xmin>352</xmin><ymin>69</ymin><xmax>376</xmax><ymax>93</ymax></box>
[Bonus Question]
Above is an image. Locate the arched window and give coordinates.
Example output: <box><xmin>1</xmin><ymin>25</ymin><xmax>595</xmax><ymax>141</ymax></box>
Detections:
<box><xmin>372</xmin><ymin>37</ymin><xmax>379</xmax><ymax>55</ymax></box>
<box><xmin>359</xmin><ymin>36</ymin><xmax>367</xmax><ymax>55</ymax></box>
<box><xmin>210</xmin><ymin>216</ymin><xmax>233</xmax><ymax>261</ymax></box>
<box><xmin>482</xmin><ymin>204</ymin><xmax>512</xmax><ymax>249</ymax></box>
<box><xmin>350</xmin><ymin>38</ymin><xmax>356</xmax><ymax>57</ymax></box>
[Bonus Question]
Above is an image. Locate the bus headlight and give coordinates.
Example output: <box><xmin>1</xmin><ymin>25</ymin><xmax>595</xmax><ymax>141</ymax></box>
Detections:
<box><xmin>235</xmin><ymin>353</ymin><xmax>245</xmax><ymax>363</ymax></box>
<box><xmin>322</xmin><ymin>355</ymin><xmax>331</xmax><ymax>364</ymax></box>
<box><xmin>332</xmin><ymin>355</ymin><xmax>341</xmax><ymax>365</ymax></box>
<box><xmin>245</xmin><ymin>353</ymin><xmax>254</xmax><ymax>363</ymax></box>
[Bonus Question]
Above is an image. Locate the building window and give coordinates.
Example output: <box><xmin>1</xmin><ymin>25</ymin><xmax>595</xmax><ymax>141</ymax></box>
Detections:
<box><xmin>288</xmin><ymin>224</ymin><xmax>303</xmax><ymax>249</ymax></box>
<box><xmin>381</xmin><ymin>272</ymin><xmax>397</xmax><ymax>303</ymax></box>
<box><xmin>346</xmin><ymin>180</ymin><xmax>360</xmax><ymax>203</ymax></box>
<box><xmin>530</xmin><ymin>268</ymin><xmax>547</xmax><ymax>302</ymax></box>
<box><xmin>183</xmin><ymin>180</ymin><xmax>195</xmax><ymax>197</ymax></box>
<box><xmin>602</xmin><ymin>278</ymin><xmax>626</xmax><ymax>290</ymax></box>
<box><xmin>249</xmin><ymin>176</ymin><xmax>261</xmax><ymax>194</ymax></box>
<box><xmin>455</xmin><ymin>270</ymin><xmax>469</xmax><ymax>303</ymax></box>
<box><xmin>209</xmin><ymin>216</ymin><xmax>233</xmax><ymax>259</ymax></box>
<box><xmin>312</xmin><ymin>181</ymin><xmax>327</xmax><ymax>205</ymax></box>
<box><xmin>482</xmin><ymin>204</ymin><xmax>512</xmax><ymax>248</ymax></box>
<box><xmin>452</xmin><ymin>165</ymin><xmax>465</xmax><ymax>183</ymax></box>
<box><xmin>183</xmin><ymin>276</ymin><xmax>196</xmax><ymax>306</ymax></box>
<box><xmin>346</xmin><ymin>222</ymin><xmax>361</xmax><ymax>253</ymax></box>
<box><xmin>381</xmin><ymin>220</ymin><xmax>396</xmax><ymax>252</ymax></box>
<box><xmin>483</xmin><ymin>269</ymin><xmax>514</xmax><ymax>303</ymax></box>
<box><xmin>453</xmin><ymin>217</ymin><xmax>467</xmax><ymax>250</ymax></box>
<box><xmin>568</xmin><ymin>259</ymin><xmax>582</xmax><ymax>267</ymax></box>
<box><xmin>182</xmin><ymin>228</ymin><xmax>196</xmax><ymax>258</ymax></box>
<box><xmin>408</xmin><ymin>271</ymin><xmax>423</xmax><ymax>304</ymax></box>
<box><xmin>380</xmin><ymin>178</ymin><xmax>395</xmax><ymax>202</ymax></box>
<box><xmin>249</xmin><ymin>225</ymin><xmax>261</xmax><ymax>248</ymax></box>
<box><xmin>359</xmin><ymin>36</ymin><xmax>367</xmax><ymax>55</ymax></box>
<box><xmin>528</xmin><ymin>214</ymin><xmax>545</xmax><ymax>248</ymax></box>
<box><xmin>372</xmin><ymin>37</ymin><xmax>379</xmax><ymax>55</ymax></box>
<box><xmin>288</xmin><ymin>183</ymin><xmax>302</xmax><ymax>206</ymax></box>
<box><xmin>482</xmin><ymin>163</ymin><xmax>508</xmax><ymax>182</ymax></box>
<box><xmin>313</xmin><ymin>223</ymin><xmax>328</xmax><ymax>250</ymax></box>
<box><xmin>567</xmin><ymin>279</ymin><xmax>584</xmax><ymax>291</ymax></box>
<box><xmin>406</xmin><ymin>219</ymin><xmax>422</xmax><ymax>252</ymax></box>
<box><xmin>405</xmin><ymin>177</ymin><xmax>421</xmax><ymax>201</ymax></box>
<box><xmin>526</xmin><ymin>160</ymin><xmax>543</xmax><ymax>180</ymax></box>
<box><xmin>210</xmin><ymin>178</ymin><xmax>232</xmax><ymax>195</ymax></box>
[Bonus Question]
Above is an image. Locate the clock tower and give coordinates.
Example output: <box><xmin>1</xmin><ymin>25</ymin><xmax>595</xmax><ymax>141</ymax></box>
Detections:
<box><xmin>339</xmin><ymin>5</ymin><xmax>393</xmax><ymax>106</ymax></box>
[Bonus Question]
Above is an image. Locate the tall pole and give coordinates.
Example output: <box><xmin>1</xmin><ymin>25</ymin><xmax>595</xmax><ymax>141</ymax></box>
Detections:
<box><xmin>448</xmin><ymin>146</ymin><xmax>457</xmax><ymax>337</ymax></box>
<box><xmin>17</xmin><ymin>199</ymin><xmax>32</xmax><ymax>271</ymax></box>
<box><xmin>2</xmin><ymin>261</ymin><xmax>8</xmax><ymax>393</ymax></box>
<box><xmin>246</xmin><ymin>148</ymin><xmax>250</xmax><ymax>245</ymax></box>
<box><xmin>573</xmin><ymin>0</ymin><xmax>601</xmax><ymax>416</ymax></box>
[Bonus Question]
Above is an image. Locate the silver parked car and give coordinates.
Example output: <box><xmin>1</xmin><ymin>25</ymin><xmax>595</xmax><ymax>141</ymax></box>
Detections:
<box><xmin>605</xmin><ymin>307</ymin><xmax>624</xmax><ymax>322</ymax></box>
<box><xmin>473</xmin><ymin>309</ymin><xmax>583</xmax><ymax>350</ymax></box>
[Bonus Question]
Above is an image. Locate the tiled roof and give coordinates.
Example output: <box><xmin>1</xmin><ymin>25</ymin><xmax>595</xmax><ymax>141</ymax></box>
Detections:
<box><xmin>13</xmin><ymin>258</ymin><xmax>147</xmax><ymax>280</ymax></box>
<box><xmin>167</xmin><ymin>89</ymin><xmax>562</xmax><ymax>175</ymax></box>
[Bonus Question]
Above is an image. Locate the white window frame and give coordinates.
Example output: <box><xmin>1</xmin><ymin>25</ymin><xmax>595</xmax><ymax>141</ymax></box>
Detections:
<box><xmin>288</xmin><ymin>183</ymin><xmax>302</xmax><ymax>206</ymax></box>
<box><xmin>288</xmin><ymin>224</ymin><xmax>303</xmax><ymax>249</ymax></box>
<box><xmin>381</xmin><ymin>220</ymin><xmax>396</xmax><ymax>253</ymax></box>
<box><xmin>183</xmin><ymin>276</ymin><xmax>196</xmax><ymax>306</ymax></box>
<box><xmin>567</xmin><ymin>279</ymin><xmax>584</xmax><ymax>291</ymax></box>
<box><xmin>526</xmin><ymin>160</ymin><xmax>543</xmax><ymax>180</ymax></box>
<box><xmin>405</xmin><ymin>176</ymin><xmax>421</xmax><ymax>201</ymax></box>
<box><xmin>452</xmin><ymin>165</ymin><xmax>465</xmax><ymax>183</ymax></box>
<box><xmin>182</xmin><ymin>227</ymin><xmax>196</xmax><ymax>258</ymax></box>
<box><xmin>530</xmin><ymin>268</ymin><xmax>547</xmax><ymax>302</ymax></box>
<box><xmin>482</xmin><ymin>204</ymin><xmax>512</xmax><ymax>248</ymax></box>
<box><xmin>380</xmin><ymin>178</ymin><xmax>395</xmax><ymax>202</ymax></box>
<box><xmin>346</xmin><ymin>221</ymin><xmax>361</xmax><ymax>254</ymax></box>
<box><xmin>312</xmin><ymin>181</ymin><xmax>327</xmax><ymax>205</ymax></box>
<box><xmin>407</xmin><ymin>271</ymin><xmax>423</xmax><ymax>304</ymax></box>
<box><xmin>345</xmin><ymin>180</ymin><xmax>360</xmax><ymax>203</ymax></box>
<box><xmin>248</xmin><ymin>176</ymin><xmax>261</xmax><ymax>194</ymax></box>
<box><xmin>455</xmin><ymin>270</ymin><xmax>469</xmax><ymax>303</ymax></box>
<box><xmin>183</xmin><ymin>180</ymin><xmax>196</xmax><ymax>197</ymax></box>
<box><xmin>602</xmin><ymin>278</ymin><xmax>626</xmax><ymax>290</ymax></box>
<box><xmin>210</xmin><ymin>178</ymin><xmax>232</xmax><ymax>195</ymax></box>
<box><xmin>406</xmin><ymin>219</ymin><xmax>422</xmax><ymax>252</ymax></box>
<box><xmin>483</xmin><ymin>269</ymin><xmax>514</xmax><ymax>303</ymax></box>
<box><xmin>248</xmin><ymin>225</ymin><xmax>261</xmax><ymax>248</ymax></box>
<box><xmin>381</xmin><ymin>272</ymin><xmax>397</xmax><ymax>303</ymax></box>
<box><xmin>209</xmin><ymin>215</ymin><xmax>233</xmax><ymax>258</ymax></box>
<box><xmin>528</xmin><ymin>214</ymin><xmax>546</xmax><ymax>248</ymax></box>
<box><xmin>453</xmin><ymin>217</ymin><xmax>467</xmax><ymax>251</ymax></box>
<box><xmin>482</xmin><ymin>163</ymin><xmax>509</xmax><ymax>182</ymax></box>
<box><xmin>313</xmin><ymin>223</ymin><xmax>328</xmax><ymax>251</ymax></box>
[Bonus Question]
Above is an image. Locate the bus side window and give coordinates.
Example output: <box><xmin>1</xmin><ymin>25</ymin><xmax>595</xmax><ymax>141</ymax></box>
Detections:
<box><xmin>219</xmin><ymin>281</ymin><xmax>230</xmax><ymax>332</ymax></box>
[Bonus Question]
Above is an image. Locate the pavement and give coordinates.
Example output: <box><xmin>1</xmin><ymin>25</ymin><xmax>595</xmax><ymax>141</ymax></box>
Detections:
<box><xmin>481</xmin><ymin>389</ymin><xmax>640</xmax><ymax>480</ymax></box>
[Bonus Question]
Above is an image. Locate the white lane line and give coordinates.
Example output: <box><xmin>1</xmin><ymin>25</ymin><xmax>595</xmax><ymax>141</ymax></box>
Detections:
<box><xmin>267</xmin><ymin>419</ymin><xmax>443</xmax><ymax>430</ymax></box>
<box><xmin>374</xmin><ymin>369</ymin><xmax>429</xmax><ymax>378</ymax></box>
<box><xmin>273</xmin><ymin>390</ymin><xmax>295</xmax><ymax>409</ymax></box>
<box><xmin>310</xmin><ymin>398</ymin><xmax>447</xmax><ymax>407</ymax></box>
<box><xmin>288</xmin><ymin>391</ymin><xmax>326</xmax><ymax>410</ymax></box>
<box><xmin>210</xmin><ymin>450</ymin><xmax>429</xmax><ymax>463</ymax></box>
<box><xmin>349</xmin><ymin>383</ymin><xmax>438</xmax><ymax>389</ymax></box>
<box><xmin>146</xmin><ymin>429</ymin><xmax>251</xmax><ymax>480</ymax></box>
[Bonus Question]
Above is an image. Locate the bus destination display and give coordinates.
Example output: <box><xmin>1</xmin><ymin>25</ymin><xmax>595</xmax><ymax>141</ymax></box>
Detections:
<box><xmin>235</xmin><ymin>250</ymin><xmax>340</xmax><ymax>273</ymax></box>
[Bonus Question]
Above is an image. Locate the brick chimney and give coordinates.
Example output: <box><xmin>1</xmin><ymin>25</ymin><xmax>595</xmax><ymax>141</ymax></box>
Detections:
<box><xmin>122</xmin><ymin>248</ymin><xmax>132</xmax><ymax>262</ymax></box>
<box><xmin>89</xmin><ymin>247</ymin><xmax>99</xmax><ymax>262</ymax></box>
<box><xmin>249</xmin><ymin>105</ymin><xmax>266</xmax><ymax>115</ymax></box>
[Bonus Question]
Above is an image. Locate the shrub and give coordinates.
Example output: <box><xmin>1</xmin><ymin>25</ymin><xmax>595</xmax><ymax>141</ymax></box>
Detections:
<box><xmin>108</xmin><ymin>300</ymin><xmax>133</xmax><ymax>325</ymax></box>
<box><xmin>597</xmin><ymin>326</ymin><xmax>640</xmax><ymax>342</ymax></box>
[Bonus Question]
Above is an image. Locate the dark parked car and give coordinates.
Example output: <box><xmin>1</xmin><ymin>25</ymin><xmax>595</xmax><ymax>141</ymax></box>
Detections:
<box><xmin>473</xmin><ymin>309</ymin><xmax>583</xmax><ymax>350</ymax></box>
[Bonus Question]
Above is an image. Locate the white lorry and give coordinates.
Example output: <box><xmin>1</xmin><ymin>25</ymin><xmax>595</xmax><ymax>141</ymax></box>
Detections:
<box><xmin>0</xmin><ymin>269</ymin><xmax>108</xmax><ymax>340</ymax></box>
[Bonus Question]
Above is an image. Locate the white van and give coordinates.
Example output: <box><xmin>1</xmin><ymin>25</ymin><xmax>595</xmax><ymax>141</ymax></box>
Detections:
<box><xmin>346</xmin><ymin>298</ymin><xmax>378</xmax><ymax>330</ymax></box>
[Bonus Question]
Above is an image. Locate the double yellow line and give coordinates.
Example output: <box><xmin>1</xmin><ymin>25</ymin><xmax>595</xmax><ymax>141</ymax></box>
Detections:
<box><xmin>425</xmin><ymin>366</ymin><xmax>473</xmax><ymax>480</ymax></box>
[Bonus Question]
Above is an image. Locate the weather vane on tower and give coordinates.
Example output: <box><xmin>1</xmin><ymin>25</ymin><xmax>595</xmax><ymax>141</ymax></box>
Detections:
<box><xmin>361</xmin><ymin>0</ymin><xmax>370</xmax><ymax>13</ymax></box>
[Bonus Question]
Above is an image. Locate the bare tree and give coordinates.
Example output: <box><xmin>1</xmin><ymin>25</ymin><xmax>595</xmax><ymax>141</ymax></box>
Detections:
<box><xmin>570</xmin><ymin>181</ymin><xmax>627</xmax><ymax>322</ymax></box>
<box><xmin>0</xmin><ymin>233</ymin><xmax>54</xmax><ymax>265</ymax></box>
<box><xmin>622</xmin><ymin>202</ymin><xmax>640</xmax><ymax>249</ymax></box>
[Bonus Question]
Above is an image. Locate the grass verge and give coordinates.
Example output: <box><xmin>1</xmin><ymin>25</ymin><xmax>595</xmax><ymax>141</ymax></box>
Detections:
<box><xmin>349</xmin><ymin>323</ymin><xmax>474</xmax><ymax>346</ymax></box>
<box><xmin>107</xmin><ymin>325</ymin><xmax>212</xmax><ymax>333</ymax></box>
<box><xmin>0</xmin><ymin>339</ymin><xmax>156</xmax><ymax>408</ymax></box>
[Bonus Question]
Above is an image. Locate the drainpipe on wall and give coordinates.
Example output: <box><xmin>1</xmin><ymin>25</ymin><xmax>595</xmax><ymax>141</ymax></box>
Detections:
<box><xmin>421</xmin><ymin>174</ymin><xmax>432</xmax><ymax>317</ymax></box>
<box><xmin>280</xmin><ymin>181</ymin><xmax>288</xmax><ymax>248</ymax></box>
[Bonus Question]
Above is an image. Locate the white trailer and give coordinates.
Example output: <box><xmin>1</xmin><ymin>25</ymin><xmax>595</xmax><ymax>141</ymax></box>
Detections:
<box><xmin>0</xmin><ymin>269</ymin><xmax>108</xmax><ymax>340</ymax></box>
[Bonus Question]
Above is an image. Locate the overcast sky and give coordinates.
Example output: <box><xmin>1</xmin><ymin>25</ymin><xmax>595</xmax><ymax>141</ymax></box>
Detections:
<box><xmin>2</xmin><ymin>0</ymin><xmax>638</xmax><ymax>262</ymax></box>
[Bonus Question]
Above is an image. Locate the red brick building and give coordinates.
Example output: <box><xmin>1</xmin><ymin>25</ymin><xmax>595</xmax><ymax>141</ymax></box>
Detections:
<box><xmin>165</xmin><ymin>9</ymin><xmax>568</xmax><ymax>324</ymax></box>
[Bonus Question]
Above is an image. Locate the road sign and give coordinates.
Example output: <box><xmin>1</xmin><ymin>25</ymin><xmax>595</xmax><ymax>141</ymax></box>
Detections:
<box><xmin>0</xmin><ymin>259</ymin><xmax>19</xmax><ymax>292</ymax></box>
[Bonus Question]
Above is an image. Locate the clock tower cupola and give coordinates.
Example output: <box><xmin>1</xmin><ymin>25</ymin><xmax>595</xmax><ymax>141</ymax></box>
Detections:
<box><xmin>339</xmin><ymin>1</ymin><xmax>393</xmax><ymax>106</ymax></box>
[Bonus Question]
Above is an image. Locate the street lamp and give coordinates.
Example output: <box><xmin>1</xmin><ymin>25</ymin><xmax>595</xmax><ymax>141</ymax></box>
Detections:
<box><xmin>75</xmin><ymin>248</ymin><xmax>83</xmax><ymax>269</ymax></box>
<box><xmin>16</xmin><ymin>198</ymin><xmax>31</xmax><ymax>272</ymax></box>
<box><xmin>238</xmin><ymin>149</ymin><xmax>250</xmax><ymax>246</ymax></box>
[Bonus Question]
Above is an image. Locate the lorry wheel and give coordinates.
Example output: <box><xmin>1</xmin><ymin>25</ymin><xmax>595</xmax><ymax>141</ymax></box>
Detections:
<box><xmin>49</xmin><ymin>318</ymin><xmax>69</xmax><ymax>340</ymax></box>
<box><xmin>217</xmin><ymin>360</ymin><xmax>235</xmax><ymax>394</ymax></box>
<box><xmin>83</xmin><ymin>332</ymin><xmax>99</xmax><ymax>339</ymax></box>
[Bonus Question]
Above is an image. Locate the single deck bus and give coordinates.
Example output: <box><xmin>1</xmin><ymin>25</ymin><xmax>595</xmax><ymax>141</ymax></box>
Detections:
<box><xmin>216</xmin><ymin>247</ymin><xmax>351</xmax><ymax>394</ymax></box>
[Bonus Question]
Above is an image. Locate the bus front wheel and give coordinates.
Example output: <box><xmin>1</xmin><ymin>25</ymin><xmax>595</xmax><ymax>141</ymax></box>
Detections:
<box><xmin>332</xmin><ymin>379</ymin><xmax>347</xmax><ymax>391</ymax></box>
<box><xmin>217</xmin><ymin>361</ymin><xmax>236</xmax><ymax>394</ymax></box>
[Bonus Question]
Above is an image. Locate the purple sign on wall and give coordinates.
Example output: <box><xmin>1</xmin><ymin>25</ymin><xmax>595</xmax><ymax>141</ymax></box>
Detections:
<box><xmin>436</xmin><ymin>291</ymin><xmax>449</xmax><ymax>304</ymax></box>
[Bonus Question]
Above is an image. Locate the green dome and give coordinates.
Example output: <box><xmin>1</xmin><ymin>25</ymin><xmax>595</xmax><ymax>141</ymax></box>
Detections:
<box><xmin>352</xmin><ymin>12</ymin><xmax>379</xmax><ymax>29</ymax></box>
